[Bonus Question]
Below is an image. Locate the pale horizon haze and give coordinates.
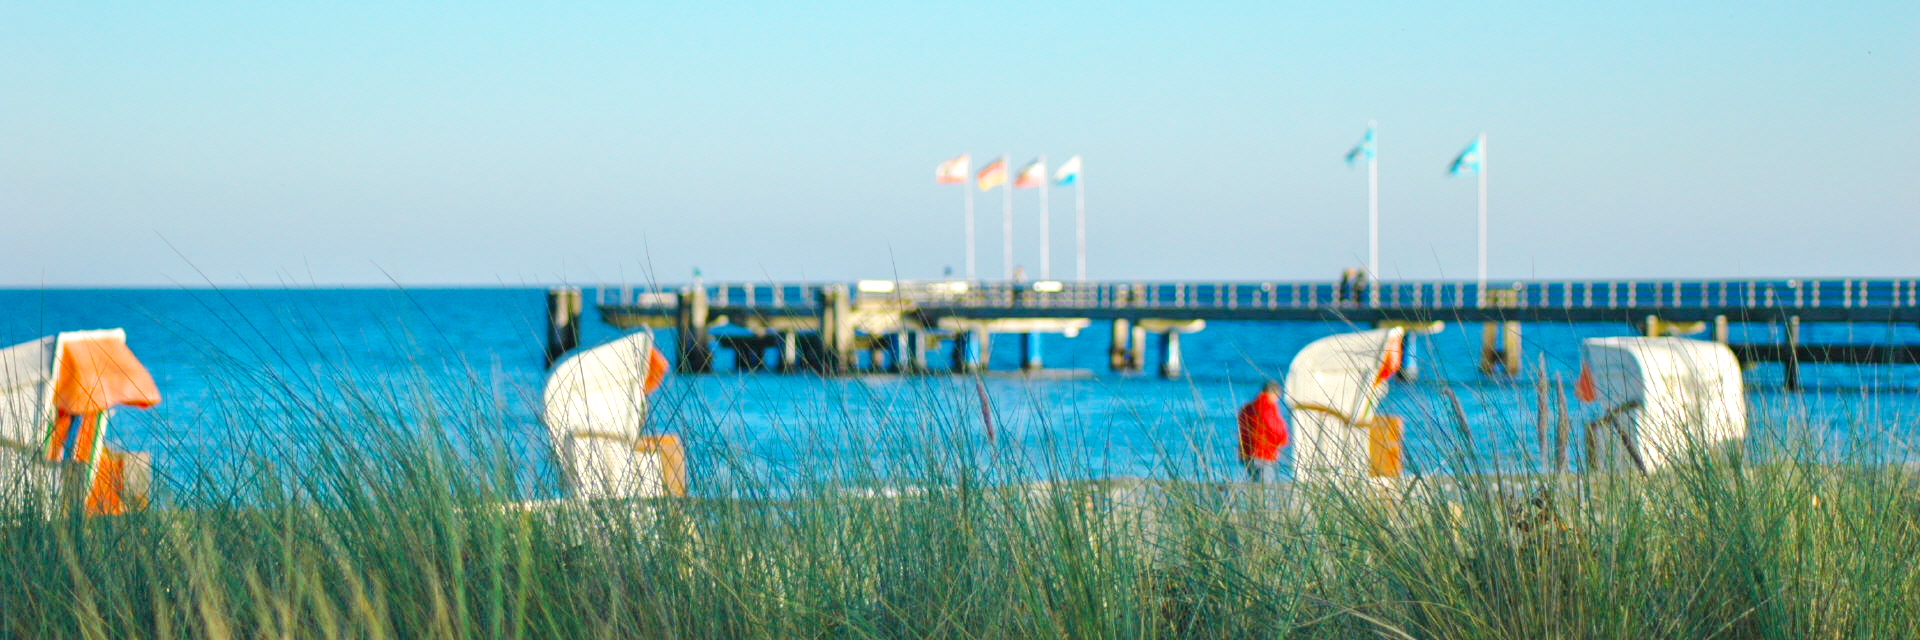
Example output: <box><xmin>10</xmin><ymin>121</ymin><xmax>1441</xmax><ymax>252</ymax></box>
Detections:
<box><xmin>3</xmin><ymin>2</ymin><xmax>1915</xmax><ymax>287</ymax></box>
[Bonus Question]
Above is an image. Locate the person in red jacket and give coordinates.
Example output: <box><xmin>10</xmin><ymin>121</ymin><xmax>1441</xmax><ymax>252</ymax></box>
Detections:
<box><xmin>1238</xmin><ymin>381</ymin><xmax>1290</xmax><ymax>483</ymax></box>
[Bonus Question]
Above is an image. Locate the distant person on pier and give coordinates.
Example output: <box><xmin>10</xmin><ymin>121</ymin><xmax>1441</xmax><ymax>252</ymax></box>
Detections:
<box><xmin>1238</xmin><ymin>381</ymin><xmax>1289</xmax><ymax>483</ymax></box>
<box><xmin>1337</xmin><ymin>269</ymin><xmax>1358</xmax><ymax>305</ymax></box>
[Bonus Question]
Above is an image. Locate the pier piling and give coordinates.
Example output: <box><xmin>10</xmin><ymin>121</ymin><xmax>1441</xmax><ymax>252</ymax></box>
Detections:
<box><xmin>902</xmin><ymin>332</ymin><xmax>929</xmax><ymax>373</ymax></box>
<box><xmin>1127</xmin><ymin>324</ymin><xmax>1147</xmax><ymax>372</ymax></box>
<box><xmin>1109</xmin><ymin>319</ymin><xmax>1132</xmax><ymax>371</ymax></box>
<box><xmin>816</xmin><ymin>285</ymin><xmax>855</xmax><ymax>374</ymax></box>
<box><xmin>952</xmin><ymin>329</ymin><xmax>988</xmax><ymax>373</ymax></box>
<box><xmin>1479</xmin><ymin>322</ymin><xmax>1522</xmax><ymax>374</ymax></box>
<box><xmin>1021</xmin><ymin>333</ymin><xmax>1043</xmax><ymax>372</ymax></box>
<box><xmin>778</xmin><ymin>331</ymin><xmax>799</xmax><ymax>372</ymax></box>
<box><xmin>1376</xmin><ymin>320</ymin><xmax>1440</xmax><ymax>382</ymax></box>
<box><xmin>1159</xmin><ymin>331</ymin><xmax>1184</xmax><ymax>379</ymax></box>
<box><xmin>1504</xmin><ymin>322</ymin><xmax>1523</xmax><ymax>372</ymax></box>
<box><xmin>544</xmin><ymin>287</ymin><xmax>582</xmax><ymax>367</ymax></box>
<box><xmin>674</xmin><ymin>287</ymin><xmax>714</xmax><ymax>373</ymax></box>
<box><xmin>1397</xmin><ymin>335</ymin><xmax>1420</xmax><ymax>382</ymax></box>
<box><xmin>1785</xmin><ymin>315</ymin><xmax>1802</xmax><ymax>391</ymax></box>
<box><xmin>1480</xmin><ymin>323</ymin><xmax>1497</xmax><ymax>374</ymax></box>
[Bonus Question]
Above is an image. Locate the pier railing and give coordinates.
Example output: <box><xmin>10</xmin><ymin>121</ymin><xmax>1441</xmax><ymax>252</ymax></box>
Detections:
<box><xmin>597</xmin><ymin>278</ymin><xmax>1920</xmax><ymax>312</ymax></box>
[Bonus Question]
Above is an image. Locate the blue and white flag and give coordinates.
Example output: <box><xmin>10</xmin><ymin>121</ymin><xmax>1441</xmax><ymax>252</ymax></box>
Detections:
<box><xmin>1345</xmin><ymin>125</ymin><xmax>1376</xmax><ymax>166</ymax></box>
<box><xmin>1054</xmin><ymin>155</ymin><xmax>1082</xmax><ymax>186</ymax></box>
<box><xmin>1449</xmin><ymin>136</ymin><xmax>1484</xmax><ymax>176</ymax></box>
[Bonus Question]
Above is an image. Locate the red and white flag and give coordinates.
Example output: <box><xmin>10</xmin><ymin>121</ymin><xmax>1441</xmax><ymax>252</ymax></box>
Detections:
<box><xmin>1014</xmin><ymin>158</ymin><xmax>1046</xmax><ymax>189</ymax></box>
<box><xmin>935</xmin><ymin>154</ymin><xmax>970</xmax><ymax>185</ymax></box>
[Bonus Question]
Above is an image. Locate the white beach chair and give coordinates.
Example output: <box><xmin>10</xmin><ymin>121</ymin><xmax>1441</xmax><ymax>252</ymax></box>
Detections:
<box><xmin>541</xmin><ymin>331</ymin><xmax>686</xmax><ymax>499</ymax></box>
<box><xmin>1284</xmin><ymin>327</ymin><xmax>1406</xmax><ymax>485</ymax></box>
<box><xmin>1579</xmin><ymin>337</ymin><xmax>1747</xmax><ymax>472</ymax></box>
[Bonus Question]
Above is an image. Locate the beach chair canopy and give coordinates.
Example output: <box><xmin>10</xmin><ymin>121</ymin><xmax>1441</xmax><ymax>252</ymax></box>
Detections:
<box><xmin>2</xmin><ymin>330</ymin><xmax>160</xmax><ymax>447</ymax></box>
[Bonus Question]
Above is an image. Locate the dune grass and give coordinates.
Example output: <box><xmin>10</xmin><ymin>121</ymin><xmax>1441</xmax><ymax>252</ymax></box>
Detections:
<box><xmin>5</xmin><ymin>364</ymin><xmax>1920</xmax><ymax>640</ymax></box>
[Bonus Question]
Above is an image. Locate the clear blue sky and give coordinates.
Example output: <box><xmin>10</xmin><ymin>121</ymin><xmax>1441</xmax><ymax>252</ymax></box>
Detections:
<box><xmin>3</xmin><ymin>1</ymin><xmax>1914</xmax><ymax>286</ymax></box>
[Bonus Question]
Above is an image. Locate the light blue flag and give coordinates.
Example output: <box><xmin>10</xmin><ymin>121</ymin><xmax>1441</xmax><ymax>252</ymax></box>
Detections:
<box><xmin>1345</xmin><ymin>126</ymin><xmax>1376</xmax><ymax>166</ymax></box>
<box><xmin>1449</xmin><ymin>136</ymin><xmax>1483</xmax><ymax>176</ymax></box>
<box><xmin>1054</xmin><ymin>155</ymin><xmax>1082</xmax><ymax>186</ymax></box>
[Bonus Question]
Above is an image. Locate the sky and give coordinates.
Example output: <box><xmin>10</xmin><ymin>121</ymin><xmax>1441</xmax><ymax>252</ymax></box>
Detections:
<box><xmin>2</xmin><ymin>1</ymin><xmax>1915</xmax><ymax>287</ymax></box>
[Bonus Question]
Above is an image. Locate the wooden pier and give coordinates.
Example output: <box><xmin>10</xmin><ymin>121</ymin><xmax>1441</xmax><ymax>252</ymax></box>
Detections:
<box><xmin>572</xmin><ymin>278</ymin><xmax>1920</xmax><ymax>388</ymax></box>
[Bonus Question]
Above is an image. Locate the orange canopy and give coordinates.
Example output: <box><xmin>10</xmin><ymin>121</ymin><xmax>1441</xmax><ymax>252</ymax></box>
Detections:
<box><xmin>53</xmin><ymin>336</ymin><xmax>161</xmax><ymax>415</ymax></box>
<box><xmin>645</xmin><ymin>347</ymin><xmax>669</xmax><ymax>395</ymax></box>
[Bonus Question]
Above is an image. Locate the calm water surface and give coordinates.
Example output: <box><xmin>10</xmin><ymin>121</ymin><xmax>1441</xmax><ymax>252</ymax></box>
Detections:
<box><xmin>5</xmin><ymin>288</ymin><xmax>1917</xmax><ymax>496</ymax></box>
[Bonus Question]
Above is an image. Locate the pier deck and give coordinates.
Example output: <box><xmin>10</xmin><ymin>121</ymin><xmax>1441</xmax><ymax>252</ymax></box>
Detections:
<box><xmin>581</xmin><ymin>278</ymin><xmax>1920</xmax><ymax>385</ymax></box>
<box><xmin>602</xmin><ymin>279</ymin><xmax>1920</xmax><ymax>325</ymax></box>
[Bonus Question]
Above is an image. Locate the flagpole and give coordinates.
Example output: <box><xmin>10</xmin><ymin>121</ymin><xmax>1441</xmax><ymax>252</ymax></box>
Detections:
<box><xmin>1367</xmin><ymin>120</ymin><xmax>1379</xmax><ymax>305</ymax></box>
<box><xmin>1075</xmin><ymin>174</ymin><xmax>1086</xmax><ymax>282</ymax></box>
<box><xmin>964</xmin><ymin>172</ymin><xmax>976</xmax><ymax>281</ymax></box>
<box><xmin>1002</xmin><ymin>154</ymin><xmax>1014</xmax><ymax>280</ymax></box>
<box><xmin>1476</xmin><ymin>132</ymin><xmax>1488</xmax><ymax>306</ymax></box>
<box><xmin>1038</xmin><ymin>154</ymin><xmax>1050</xmax><ymax>280</ymax></box>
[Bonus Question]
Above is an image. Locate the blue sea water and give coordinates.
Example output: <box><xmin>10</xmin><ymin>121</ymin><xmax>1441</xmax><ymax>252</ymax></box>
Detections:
<box><xmin>4</xmin><ymin>288</ymin><xmax>1918</xmax><ymax>497</ymax></box>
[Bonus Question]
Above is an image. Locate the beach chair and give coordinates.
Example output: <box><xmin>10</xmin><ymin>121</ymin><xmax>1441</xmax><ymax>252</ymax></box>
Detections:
<box><xmin>1578</xmin><ymin>337</ymin><xmax>1746</xmax><ymax>472</ymax></box>
<box><xmin>0</xmin><ymin>329</ymin><xmax>161</xmax><ymax>515</ymax></box>
<box><xmin>541</xmin><ymin>331</ymin><xmax>686</xmax><ymax>499</ymax></box>
<box><xmin>1284</xmin><ymin>328</ymin><xmax>1405</xmax><ymax>484</ymax></box>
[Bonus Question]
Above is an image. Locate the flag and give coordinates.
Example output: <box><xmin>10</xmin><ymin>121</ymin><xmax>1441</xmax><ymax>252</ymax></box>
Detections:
<box><xmin>1014</xmin><ymin>158</ymin><xmax>1046</xmax><ymax>189</ymax></box>
<box><xmin>977</xmin><ymin>157</ymin><xmax>1008</xmax><ymax>190</ymax></box>
<box><xmin>1449</xmin><ymin>136</ymin><xmax>1484</xmax><ymax>176</ymax></box>
<box><xmin>1345</xmin><ymin>126</ymin><xmax>1375</xmax><ymax>166</ymax></box>
<box><xmin>936</xmin><ymin>154</ymin><xmax>970</xmax><ymax>184</ymax></box>
<box><xmin>1054</xmin><ymin>156</ymin><xmax>1082</xmax><ymax>185</ymax></box>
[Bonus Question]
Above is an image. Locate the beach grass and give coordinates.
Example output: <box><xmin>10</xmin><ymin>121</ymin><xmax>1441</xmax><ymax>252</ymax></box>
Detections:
<box><xmin>5</xmin><ymin>367</ymin><xmax>1920</xmax><ymax>639</ymax></box>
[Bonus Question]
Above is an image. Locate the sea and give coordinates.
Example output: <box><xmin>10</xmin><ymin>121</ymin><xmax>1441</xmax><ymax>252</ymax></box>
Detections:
<box><xmin>5</xmin><ymin>288</ymin><xmax>1919</xmax><ymax>498</ymax></box>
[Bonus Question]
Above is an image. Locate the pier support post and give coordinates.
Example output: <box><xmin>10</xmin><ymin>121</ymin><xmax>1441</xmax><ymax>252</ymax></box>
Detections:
<box><xmin>1158</xmin><ymin>331</ymin><xmax>1184</xmax><ymax>379</ymax></box>
<box><xmin>1784</xmin><ymin>315</ymin><xmax>1801</xmax><ymax>391</ymax></box>
<box><xmin>1480</xmin><ymin>323</ymin><xmax>1498</xmax><ymax>374</ymax></box>
<box><xmin>674</xmin><ymin>287</ymin><xmax>713</xmax><ymax>373</ymax></box>
<box><xmin>544</xmin><ymin>287</ymin><xmax>583</xmax><ymax>368</ymax></box>
<box><xmin>1397</xmin><ymin>333</ymin><xmax>1421</xmax><ymax>382</ymax></box>
<box><xmin>1480</xmin><ymin>321</ymin><xmax>1521</xmax><ymax>375</ymax></box>
<box><xmin>883</xmin><ymin>330</ymin><xmax>906</xmax><ymax>370</ymax></box>
<box><xmin>1504</xmin><ymin>322</ymin><xmax>1523</xmax><ymax>373</ymax></box>
<box><xmin>778</xmin><ymin>331</ymin><xmax>799</xmax><ymax>373</ymax></box>
<box><xmin>1127</xmin><ymin>325</ymin><xmax>1148</xmax><ymax>372</ymax></box>
<box><xmin>1109</xmin><ymin>319</ymin><xmax>1132</xmax><ymax>371</ymax></box>
<box><xmin>952</xmin><ymin>329</ymin><xmax>988</xmax><ymax>373</ymax></box>
<box><xmin>1021</xmin><ymin>333</ymin><xmax>1043</xmax><ymax>372</ymax></box>
<box><xmin>1376</xmin><ymin>320</ymin><xmax>1441</xmax><ymax>382</ymax></box>
<box><xmin>1712</xmin><ymin>315</ymin><xmax>1730</xmax><ymax>344</ymax></box>
<box><xmin>816</xmin><ymin>285</ymin><xmax>855</xmax><ymax>374</ymax></box>
<box><xmin>950</xmin><ymin>332</ymin><xmax>968</xmax><ymax>373</ymax></box>
<box><xmin>902</xmin><ymin>331</ymin><xmax>929</xmax><ymax>374</ymax></box>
